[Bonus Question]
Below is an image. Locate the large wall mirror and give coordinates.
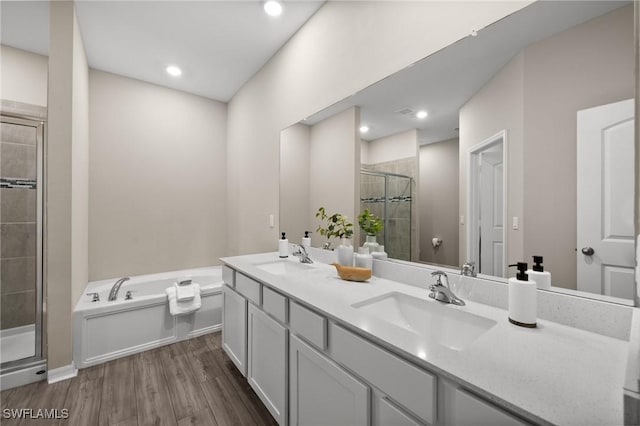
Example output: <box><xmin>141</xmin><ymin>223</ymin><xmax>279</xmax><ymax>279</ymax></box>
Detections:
<box><xmin>280</xmin><ymin>0</ymin><xmax>637</xmax><ymax>304</ymax></box>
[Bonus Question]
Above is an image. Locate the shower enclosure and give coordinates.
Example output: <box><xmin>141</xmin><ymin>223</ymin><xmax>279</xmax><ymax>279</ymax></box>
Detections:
<box><xmin>0</xmin><ymin>113</ymin><xmax>46</xmax><ymax>389</ymax></box>
<box><xmin>360</xmin><ymin>169</ymin><xmax>412</xmax><ymax>260</ymax></box>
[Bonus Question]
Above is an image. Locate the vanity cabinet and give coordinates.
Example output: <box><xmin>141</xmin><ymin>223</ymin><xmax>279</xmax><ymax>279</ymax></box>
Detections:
<box><xmin>247</xmin><ymin>304</ymin><xmax>287</xmax><ymax>425</ymax></box>
<box><xmin>373</xmin><ymin>389</ymin><xmax>425</xmax><ymax>426</ymax></box>
<box><xmin>289</xmin><ymin>334</ymin><xmax>369</xmax><ymax>426</ymax></box>
<box><xmin>222</xmin><ymin>285</ymin><xmax>247</xmax><ymax>376</ymax></box>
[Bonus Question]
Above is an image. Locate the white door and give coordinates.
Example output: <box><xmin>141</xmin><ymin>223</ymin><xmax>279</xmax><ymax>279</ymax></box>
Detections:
<box><xmin>247</xmin><ymin>304</ymin><xmax>287</xmax><ymax>426</ymax></box>
<box><xmin>577</xmin><ymin>99</ymin><xmax>635</xmax><ymax>299</ymax></box>
<box><xmin>479</xmin><ymin>149</ymin><xmax>504</xmax><ymax>276</ymax></box>
<box><xmin>289</xmin><ymin>334</ymin><xmax>369</xmax><ymax>426</ymax></box>
<box><xmin>468</xmin><ymin>132</ymin><xmax>506</xmax><ymax>277</ymax></box>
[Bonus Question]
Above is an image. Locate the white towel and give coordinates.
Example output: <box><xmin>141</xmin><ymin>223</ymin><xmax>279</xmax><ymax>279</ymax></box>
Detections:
<box><xmin>166</xmin><ymin>284</ymin><xmax>201</xmax><ymax>316</ymax></box>
<box><xmin>175</xmin><ymin>281</ymin><xmax>196</xmax><ymax>302</ymax></box>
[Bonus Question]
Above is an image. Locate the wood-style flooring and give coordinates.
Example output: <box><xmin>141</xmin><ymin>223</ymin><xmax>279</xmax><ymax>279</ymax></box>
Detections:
<box><xmin>0</xmin><ymin>332</ymin><xmax>278</xmax><ymax>426</ymax></box>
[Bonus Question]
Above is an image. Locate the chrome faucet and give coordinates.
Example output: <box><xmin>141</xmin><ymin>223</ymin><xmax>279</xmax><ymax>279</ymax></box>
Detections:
<box><xmin>461</xmin><ymin>261</ymin><xmax>477</xmax><ymax>277</ymax></box>
<box><xmin>108</xmin><ymin>277</ymin><xmax>130</xmax><ymax>301</ymax></box>
<box><xmin>292</xmin><ymin>245</ymin><xmax>313</xmax><ymax>263</ymax></box>
<box><xmin>429</xmin><ymin>271</ymin><xmax>465</xmax><ymax>306</ymax></box>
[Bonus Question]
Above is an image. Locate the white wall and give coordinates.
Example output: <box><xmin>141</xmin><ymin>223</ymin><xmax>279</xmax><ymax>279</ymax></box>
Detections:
<box><xmin>419</xmin><ymin>138</ymin><xmax>459</xmax><ymax>266</ymax></box>
<box><xmin>47</xmin><ymin>1</ymin><xmax>89</xmax><ymax>369</ymax></box>
<box><xmin>88</xmin><ymin>70</ymin><xmax>227</xmax><ymax>280</ymax></box>
<box><xmin>364</xmin><ymin>129</ymin><xmax>417</xmax><ymax>164</ymax></box>
<box><xmin>309</xmin><ymin>107</ymin><xmax>359</xmax><ymax>246</ymax></box>
<box><xmin>280</xmin><ymin>123</ymin><xmax>311</xmax><ymax>243</ymax></box>
<box><xmin>226</xmin><ymin>1</ymin><xmax>531</xmax><ymax>256</ymax></box>
<box><xmin>0</xmin><ymin>45</ymin><xmax>48</xmax><ymax>106</ymax></box>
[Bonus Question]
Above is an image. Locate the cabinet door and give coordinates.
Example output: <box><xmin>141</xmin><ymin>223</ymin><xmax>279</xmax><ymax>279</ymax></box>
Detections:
<box><xmin>373</xmin><ymin>391</ymin><xmax>424</xmax><ymax>426</ymax></box>
<box><xmin>445</xmin><ymin>382</ymin><xmax>528</xmax><ymax>426</ymax></box>
<box><xmin>222</xmin><ymin>285</ymin><xmax>247</xmax><ymax>376</ymax></box>
<box><xmin>289</xmin><ymin>334</ymin><xmax>369</xmax><ymax>426</ymax></box>
<box><xmin>248</xmin><ymin>304</ymin><xmax>287</xmax><ymax>425</ymax></box>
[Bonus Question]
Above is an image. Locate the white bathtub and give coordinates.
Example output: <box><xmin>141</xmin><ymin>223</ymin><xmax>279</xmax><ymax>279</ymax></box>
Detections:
<box><xmin>73</xmin><ymin>266</ymin><xmax>223</xmax><ymax>368</ymax></box>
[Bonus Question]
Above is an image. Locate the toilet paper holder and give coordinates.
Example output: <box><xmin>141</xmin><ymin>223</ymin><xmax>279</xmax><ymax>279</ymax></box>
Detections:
<box><xmin>432</xmin><ymin>238</ymin><xmax>443</xmax><ymax>248</ymax></box>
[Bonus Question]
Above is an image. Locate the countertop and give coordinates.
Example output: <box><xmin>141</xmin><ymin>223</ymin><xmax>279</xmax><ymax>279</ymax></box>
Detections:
<box><xmin>221</xmin><ymin>252</ymin><xmax>630</xmax><ymax>426</ymax></box>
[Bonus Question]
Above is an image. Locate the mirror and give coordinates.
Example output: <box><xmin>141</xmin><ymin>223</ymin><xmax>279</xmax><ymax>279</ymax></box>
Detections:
<box><xmin>280</xmin><ymin>0</ymin><xmax>636</xmax><ymax>304</ymax></box>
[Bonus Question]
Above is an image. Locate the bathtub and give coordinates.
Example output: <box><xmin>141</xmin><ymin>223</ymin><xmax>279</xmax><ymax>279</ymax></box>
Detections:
<box><xmin>73</xmin><ymin>266</ymin><xmax>223</xmax><ymax>369</ymax></box>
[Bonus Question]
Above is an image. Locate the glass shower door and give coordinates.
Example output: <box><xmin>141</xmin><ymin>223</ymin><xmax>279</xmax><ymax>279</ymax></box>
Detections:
<box><xmin>0</xmin><ymin>116</ymin><xmax>44</xmax><ymax>369</ymax></box>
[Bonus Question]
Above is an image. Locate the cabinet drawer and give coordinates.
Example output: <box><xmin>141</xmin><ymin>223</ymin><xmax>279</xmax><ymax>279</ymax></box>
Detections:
<box><xmin>330</xmin><ymin>323</ymin><xmax>436</xmax><ymax>425</ymax></box>
<box><xmin>290</xmin><ymin>301</ymin><xmax>326</xmax><ymax>350</ymax></box>
<box><xmin>262</xmin><ymin>286</ymin><xmax>287</xmax><ymax>324</ymax></box>
<box><xmin>235</xmin><ymin>273</ymin><xmax>261</xmax><ymax>305</ymax></box>
<box><xmin>450</xmin><ymin>387</ymin><xmax>528</xmax><ymax>426</ymax></box>
<box><xmin>222</xmin><ymin>265</ymin><xmax>235</xmax><ymax>287</ymax></box>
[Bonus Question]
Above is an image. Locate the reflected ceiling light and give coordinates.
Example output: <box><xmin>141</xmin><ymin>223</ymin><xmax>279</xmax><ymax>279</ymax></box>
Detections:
<box><xmin>166</xmin><ymin>65</ymin><xmax>182</xmax><ymax>77</ymax></box>
<box><xmin>416</xmin><ymin>110</ymin><xmax>428</xmax><ymax>119</ymax></box>
<box><xmin>264</xmin><ymin>1</ymin><xmax>283</xmax><ymax>17</ymax></box>
<box><xmin>359</xmin><ymin>125</ymin><xmax>370</xmax><ymax>134</ymax></box>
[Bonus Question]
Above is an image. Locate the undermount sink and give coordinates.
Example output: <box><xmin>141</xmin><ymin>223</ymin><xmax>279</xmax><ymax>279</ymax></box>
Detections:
<box><xmin>255</xmin><ymin>259</ymin><xmax>313</xmax><ymax>275</ymax></box>
<box><xmin>352</xmin><ymin>292</ymin><xmax>497</xmax><ymax>351</ymax></box>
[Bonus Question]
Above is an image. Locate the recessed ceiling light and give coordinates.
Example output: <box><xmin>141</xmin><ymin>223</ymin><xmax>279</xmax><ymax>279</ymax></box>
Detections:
<box><xmin>264</xmin><ymin>1</ymin><xmax>283</xmax><ymax>17</ymax></box>
<box><xmin>416</xmin><ymin>110</ymin><xmax>428</xmax><ymax>119</ymax></box>
<box><xmin>166</xmin><ymin>65</ymin><xmax>182</xmax><ymax>77</ymax></box>
<box><xmin>360</xmin><ymin>125</ymin><xmax>370</xmax><ymax>134</ymax></box>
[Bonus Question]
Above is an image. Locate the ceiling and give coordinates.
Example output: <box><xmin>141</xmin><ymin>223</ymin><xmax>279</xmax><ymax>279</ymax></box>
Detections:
<box><xmin>1</xmin><ymin>1</ymin><xmax>324</xmax><ymax>102</ymax></box>
<box><xmin>303</xmin><ymin>1</ymin><xmax>629</xmax><ymax>145</ymax></box>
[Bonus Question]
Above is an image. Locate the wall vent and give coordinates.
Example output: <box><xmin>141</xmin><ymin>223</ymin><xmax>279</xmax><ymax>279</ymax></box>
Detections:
<box><xmin>395</xmin><ymin>107</ymin><xmax>414</xmax><ymax>116</ymax></box>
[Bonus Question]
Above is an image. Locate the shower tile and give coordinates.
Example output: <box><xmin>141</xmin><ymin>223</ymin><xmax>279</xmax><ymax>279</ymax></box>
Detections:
<box><xmin>1</xmin><ymin>142</ymin><xmax>37</xmax><ymax>179</ymax></box>
<box><xmin>1</xmin><ymin>257</ymin><xmax>36</xmax><ymax>294</ymax></box>
<box><xmin>0</xmin><ymin>123</ymin><xmax>37</xmax><ymax>146</ymax></box>
<box><xmin>1</xmin><ymin>188</ymin><xmax>36</xmax><ymax>223</ymax></box>
<box><xmin>1</xmin><ymin>223</ymin><xmax>36</xmax><ymax>258</ymax></box>
<box><xmin>1</xmin><ymin>290</ymin><xmax>36</xmax><ymax>329</ymax></box>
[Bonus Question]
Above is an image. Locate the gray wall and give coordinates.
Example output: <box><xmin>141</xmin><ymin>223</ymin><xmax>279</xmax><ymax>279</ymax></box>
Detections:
<box><xmin>89</xmin><ymin>70</ymin><xmax>228</xmax><ymax>281</ymax></box>
<box><xmin>419</xmin><ymin>138</ymin><xmax>459</xmax><ymax>267</ymax></box>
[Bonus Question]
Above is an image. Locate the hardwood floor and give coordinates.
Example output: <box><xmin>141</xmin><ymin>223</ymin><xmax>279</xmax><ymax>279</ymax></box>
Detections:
<box><xmin>0</xmin><ymin>333</ymin><xmax>278</xmax><ymax>426</ymax></box>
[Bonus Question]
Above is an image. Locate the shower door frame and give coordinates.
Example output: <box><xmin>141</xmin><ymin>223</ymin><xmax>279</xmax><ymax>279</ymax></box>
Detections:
<box><xmin>360</xmin><ymin>169</ymin><xmax>413</xmax><ymax>260</ymax></box>
<box><xmin>0</xmin><ymin>113</ymin><xmax>46</xmax><ymax>374</ymax></box>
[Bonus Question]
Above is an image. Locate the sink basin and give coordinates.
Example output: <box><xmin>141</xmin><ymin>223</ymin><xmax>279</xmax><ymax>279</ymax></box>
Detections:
<box><xmin>352</xmin><ymin>292</ymin><xmax>497</xmax><ymax>351</ymax></box>
<box><xmin>255</xmin><ymin>260</ymin><xmax>313</xmax><ymax>275</ymax></box>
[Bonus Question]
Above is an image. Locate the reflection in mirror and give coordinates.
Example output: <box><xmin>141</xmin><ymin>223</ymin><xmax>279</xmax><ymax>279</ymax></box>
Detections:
<box><xmin>280</xmin><ymin>1</ymin><xmax>636</xmax><ymax>303</ymax></box>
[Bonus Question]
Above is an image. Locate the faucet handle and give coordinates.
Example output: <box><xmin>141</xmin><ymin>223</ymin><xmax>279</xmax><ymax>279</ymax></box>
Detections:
<box><xmin>86</xmin><ymin>293</ymin><xmax>100</xmax><ymax>302</ymax></box>
<box><xmin>430</xmin><ymin>270</ymin><xmax>447</xmax><ymax>285</ymax></box>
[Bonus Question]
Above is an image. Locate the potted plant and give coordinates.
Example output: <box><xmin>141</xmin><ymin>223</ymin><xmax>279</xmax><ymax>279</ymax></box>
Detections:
<box><xmin>315</xmin><ymin>207</ymin><xmax>354</xmax><ymax>265</ymax></box>
<box><xmin>358</xmin><ymin>208</ymin><xmax>383</xmax><ymax>252</ymax></box>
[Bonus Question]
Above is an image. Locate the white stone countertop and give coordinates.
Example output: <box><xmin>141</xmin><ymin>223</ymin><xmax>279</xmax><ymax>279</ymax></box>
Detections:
<box><xmin>221</xmin><ymin>252</ymin><xmax>631</xmax><ymax>426</ymax></box>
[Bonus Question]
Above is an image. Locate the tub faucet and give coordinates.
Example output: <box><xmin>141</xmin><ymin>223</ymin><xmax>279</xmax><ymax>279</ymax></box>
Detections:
<box><xmin>292</xmin><ymin>245</ymin><xmax>313</xmax><ymax>263</ymax></box>
<box><xmin>429</xmin><ymin>271</ymin><xmax>465</xmax><ymax>306</ymax></box>
<box><xmin>108</xmin><ymin>277</ymin><xmax>130</xmax><ymax>301</ymax></box>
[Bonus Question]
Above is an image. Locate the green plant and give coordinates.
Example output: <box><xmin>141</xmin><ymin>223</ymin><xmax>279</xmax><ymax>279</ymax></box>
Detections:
<box><xmin>315</xmin><ymin>207</ymin><xmax>354</xmax><ymax>240</ymax></box>
<box><xmin>358</xmin><ymin>208</ymin><xmax>383</xmax><ymax>236</ymax></box>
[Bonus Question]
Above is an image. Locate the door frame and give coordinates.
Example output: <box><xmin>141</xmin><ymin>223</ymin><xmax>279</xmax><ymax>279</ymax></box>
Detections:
<box><xmin>466</xmin><ymin>130</ymin><xmax>507</xmax><ymax>277</ymax></box>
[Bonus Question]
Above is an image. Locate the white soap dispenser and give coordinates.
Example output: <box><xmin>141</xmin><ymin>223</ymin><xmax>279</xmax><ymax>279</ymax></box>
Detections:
<box><xmin>527</xmin><ymin>255</ymin><xmax>551</xmax><ymax>290</ymax></box>
<box><xmin>279</xmin><ymin>232</ymin><xmax>289</xmax><ymax>258</ymax></box>
<box><xmin>508</xmin><ymin>262</ymin><xmax>537</xmax><ymax>328</ymax></box>
<box><xmin>301</xmin><ymin>231</ymin><xmax>311</xmax><ymax>248</ymax></box>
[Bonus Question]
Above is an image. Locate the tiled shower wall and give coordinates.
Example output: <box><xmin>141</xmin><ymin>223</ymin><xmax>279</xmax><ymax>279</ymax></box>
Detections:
<box><xmin>0</xmin><ymin>122</ymin><xmax>37</xmax><ymax>330</ymax></box>
<box><xmin>361</xmin><ymin>156</ymin><xmax>418</xmax><ymax>261</ymax></box>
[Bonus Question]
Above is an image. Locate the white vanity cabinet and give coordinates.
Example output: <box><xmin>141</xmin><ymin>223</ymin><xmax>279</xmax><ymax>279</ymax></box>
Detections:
<box><xmin>247</xmin><ymin>303</ymin><xmax>288</xmax><ymax>425</ymax></box>
<box><xmin>373</xmin><ymin>390</ymin><xmax>425</xmax><ymax>426</ymax></box>
<box><xmin>289</xmin><ymin>334</ymin><xmax>369</xmax><ymax>426</ymax></box>
<box><xmin>222</xmin><ymin>285</ymin><xmax>247</xmax><ymax>376</ymax></box>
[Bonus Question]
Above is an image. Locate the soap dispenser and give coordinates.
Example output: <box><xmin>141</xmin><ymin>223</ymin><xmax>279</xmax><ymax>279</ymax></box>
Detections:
<box><xmin>527</xmin><ymin>255</ymin><xmax>551</xmax><ymax>290</ymax></box>
<box><xmin>301</xmin><ymin>231</ymin><xmax>311</xmax><ymax>248</ymax></box>
<box><xmin>279</xmin><ymin>232</ymin><xmax>289</xmax><ymax>258</ymax></box>
<box><xmin>508</xmin><ymin>262</ymin><xmax>537</xmax><ymax>328</ymax></box>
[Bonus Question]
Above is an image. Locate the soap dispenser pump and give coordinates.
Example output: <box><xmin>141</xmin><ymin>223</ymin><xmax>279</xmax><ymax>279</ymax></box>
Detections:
<box><xmin>279</xmin><ymin>232</ymin><xmax>289</xmax><ymax>258</ymax></box>
<box><xmin>527</xmin><ymin>255</ymin><xmax>551</xmax><ymax>290</ymax></box>
<box><xmin>508</xmin><ymin>262</ymin><xmax>537</xmax><ymax>328</ymax></box>
<box><xmin>301</xmin><ymin>231</ymin><xmax>311</xmax><ymax>248</ymax></box>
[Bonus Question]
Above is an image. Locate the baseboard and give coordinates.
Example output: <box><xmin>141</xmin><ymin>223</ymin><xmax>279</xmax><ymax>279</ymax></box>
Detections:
<box><xmin>47</xmin><ymin>362</ymin><xmax>77</xmax><ymax>384</ymax></box>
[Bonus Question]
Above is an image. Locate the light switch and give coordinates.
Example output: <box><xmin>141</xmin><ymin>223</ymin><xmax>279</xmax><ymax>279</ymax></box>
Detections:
<box><xmin>269</xmin><ymin>214</ymin><xmax>275</xmax><ymax>228</ymax></box>
<box><xmin>512</xmin><ymin>216</ymin><xmax>519</xmax><ymax>230</ymax></box>
<box><xmin>460</xmin><ymin>215</ymin><xmax>465</xmax><ymax>226</ymax></box>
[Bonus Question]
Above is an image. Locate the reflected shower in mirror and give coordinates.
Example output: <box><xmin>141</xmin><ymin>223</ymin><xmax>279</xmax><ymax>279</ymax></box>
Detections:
<box><xmin>280</xmin><ymin>0</ymin><xmax>636</xmax><ymax>303</ymax></box>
